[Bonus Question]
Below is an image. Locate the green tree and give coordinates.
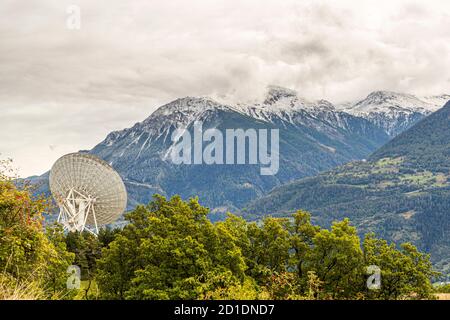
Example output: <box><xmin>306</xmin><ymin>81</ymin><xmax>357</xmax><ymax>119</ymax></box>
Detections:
<box><xmin>65</xmin><ymin>231</ymin><xmax>102</xmax><ymax>299</ymax></box>
<box><xmin>0</xmin><ymin>159</ymin><xmax>75</xmax><ymax>299</ymax></box>
<box><xmin>65</xmin><ymin>231</ymin><xmax>101</xmax><ymax>280</ymax></box>
<box><xmin>97</xmin><ymin>196</ymin><xmax>248</xmax><ymax>300</ymax></box>
<box><xmin>97</xmin><ymin>227</ymin><xmax>120</xmax><ymax>248</ymax></box>
<box><xmin>306</xmin><ymin>219</ymin><xmax>365</xmax><ymax>299</ymax></box>
<box><xmin>96</xmin><ymin>232</ymin><xmax>141</xmax><ymax>300</ymax></box>
<box><xmin>363</xmin><ymin>234</ymin><xmax>437</xmax><ymax>299</ymax></box>
<box><xmin>44</xmin><ymin>224</ymin><xmax>76</xmax><ymax>299</ymax></box>
<box><xmin>289</xmin><ymin>210</ymin><xmax>319</xmax><ymax>290</ymax></box>
<box><xmin>93</xmin><ymin>193</ymin><xmax>437</xmax><ymax>301</ymax></box>
<box><xmin>245</xmin><ymin>217</ymin><xmax>291</xmax><ymax>283</ymax></box>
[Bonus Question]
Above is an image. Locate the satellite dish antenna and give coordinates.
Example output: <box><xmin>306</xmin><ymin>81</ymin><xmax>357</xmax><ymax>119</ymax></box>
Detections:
<box><xmin>49</xmin><ymin>153</ymin><xmax>127</xmax><ymax>235</ymax></box>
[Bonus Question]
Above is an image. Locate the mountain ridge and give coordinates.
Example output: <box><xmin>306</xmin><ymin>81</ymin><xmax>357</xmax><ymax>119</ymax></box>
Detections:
<box><xmin>90</xmin><ymin>91</ymin><xmax>388</xmax><ymax>212</ymax></box>
<box><xmin>27</xmin><ymin>87</ymin><xmax>448</xmax><ymax>218</ymax></box>
<box><xmin>246</xmin><ymin>100</ymin><xmax>450</xmax><ymax>272</ymax></box>
<box><xmin>342</xmin><ymin>91</ymin><xmax>446</xmax><ymax>136</ymax></box>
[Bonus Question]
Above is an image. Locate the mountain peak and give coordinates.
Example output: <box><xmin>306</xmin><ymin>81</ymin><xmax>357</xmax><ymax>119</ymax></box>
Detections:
<box><xmin>347</xmin><ymin>90</ymin><xmax>437</xmax><ymax>115</ymax></box>
<box><xmin>370</xmin><ymin>96</ymin><xmax>450</xmax><ymax>163</ymax></box>
<box><xmin>264</xmin><ymin>85</ymin><xmax>298</xmax><ymax>104</ymax></box>
<box><xmin>151</xmin><ymin>96</ymin><xmax>228</xmax><ymax>118</ymax></box>
<box><xmin>342</xmin><ymin>90</ymin><xmax>442</xmax><ymax>136</ymax></box>
<box><xmin>366</xmin><ymin>90</ymin><xmax>412</xmax><ymax>100</ymax></box>
<box><xmin>358</xmin><ymin>90</ymin><xmax>422</xmax><ymax>106</ymax></box>
<box><xmin>421</xmin><ymin>94</ymin><xmax>450</xmax><ymax>108</ymax></box>
<box><xmin>258</xmin><ymin>85</ymin><xmax>316</xmax><ymax>110</ymax></box>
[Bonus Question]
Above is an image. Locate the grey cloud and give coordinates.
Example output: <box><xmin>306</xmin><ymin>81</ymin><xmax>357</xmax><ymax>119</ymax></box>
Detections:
<box><xmin>1</xmin><ymin>0</ymin><xmax>450</xmax><ymax>176</ymax></box>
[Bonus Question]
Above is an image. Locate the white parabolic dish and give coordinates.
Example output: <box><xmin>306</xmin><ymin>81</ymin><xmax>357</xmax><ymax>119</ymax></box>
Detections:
<box><xmin>49</xmin><ymin>153</ymin><xmax>127</xmax><ymax>233</ymax></box>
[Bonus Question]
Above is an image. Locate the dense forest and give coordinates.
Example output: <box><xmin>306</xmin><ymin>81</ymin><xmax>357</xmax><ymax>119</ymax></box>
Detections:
<box><xmin>0</xmin><ymin>160</ymin><xmax>440</xmax><ymax>300</ymax></box>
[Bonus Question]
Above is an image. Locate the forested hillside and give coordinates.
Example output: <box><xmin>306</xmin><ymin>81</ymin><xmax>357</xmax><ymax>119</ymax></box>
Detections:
<box><xmin>246</xmin><ymin>101</ymin><xmax>450</xmax><ymax>273</ymax></box>
<box><xmin>0</xmin><ymin>161</ymin><xmax>437</xmax><ymax>300</ymax></box>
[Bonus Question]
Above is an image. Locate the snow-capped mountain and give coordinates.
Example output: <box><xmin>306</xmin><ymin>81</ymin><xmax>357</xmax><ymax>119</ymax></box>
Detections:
<box><xmin>91</xmin><ymin>90</ymin><xmax>388</xmax><ymax>213</ymax></box>
<box><xmin>246</xmin><ymin>101</ymin><xmax>450</xmax><ymax>273</ymax></box>
<box><xmin>232</xmin><ymin>86</ymin><xmax>386</xmax><ymax>139</ymax></box>
<box><xmin>236</xmin><ymin>86</ymin><xmax>343</xmax><ymax>122</ymax></box>
<box><xmin>100</xmin><ymin>97</ymin><xmax>234</xmax><ymax>164</ymax></box>
<box><xmin>343</xmin><ymin>91</ymin><xmax>446</xmax><ymax>136</ymax></box>
<box><xmin>28</xmin><ymin>86</ymin><xmax>448</xmax><ymax>217</ymax></box>
<box><xmin>28</xmin><ymin>86</ymin><xmax>391</xmax><ymax>217</ymax></box>
<box><xmin>422</xmin><ymin>94</ymin><xmax>450</xmax><ymax>108</ymax></box>
<box><xmin>346</xmin><ymin>91</ymin><xmax>439</xmax><ymax>114</ymax></box>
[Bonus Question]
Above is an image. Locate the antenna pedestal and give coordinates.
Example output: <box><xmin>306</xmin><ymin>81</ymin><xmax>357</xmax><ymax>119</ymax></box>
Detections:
<box><xmin>57</xmin><ymin>188</ymin><xmax>99</xmax><ymax>235</ymax></box>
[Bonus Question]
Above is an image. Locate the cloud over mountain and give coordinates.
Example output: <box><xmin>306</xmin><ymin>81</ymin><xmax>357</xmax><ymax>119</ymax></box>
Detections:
<box><xmin>2</xmin><ymin>0</ymin><xmax>450</xmax><ymax>175</ymax></box>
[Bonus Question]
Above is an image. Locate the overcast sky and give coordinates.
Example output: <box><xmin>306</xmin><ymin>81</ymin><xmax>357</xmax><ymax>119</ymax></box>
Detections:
<box><xmin>1</xmin><ymin>0</ymin><xmax>450</xmax><ymax>177</ymax></box>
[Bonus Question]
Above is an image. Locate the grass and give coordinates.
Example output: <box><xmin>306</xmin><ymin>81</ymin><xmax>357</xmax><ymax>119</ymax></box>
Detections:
<box><xmin>375</xmin><ymin>157</ymin><xmax>404</xmax><ymax>167</ymax></box>
<box><xmin>73</xmin><ymin>280</ymin><xmax>100</xmax><ymax>300</ymax></box>
<box><xmin>0</xmin><ymin>273</ymin><xmax>45</xmax><ymax>300</ymax></box>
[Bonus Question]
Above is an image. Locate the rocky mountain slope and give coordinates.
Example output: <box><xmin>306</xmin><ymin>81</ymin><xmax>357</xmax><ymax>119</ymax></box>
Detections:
<box><xmin>89</xmin><ymin>87</ymin><xmax>389</xmax><ymax>214</ymax></box>
<box><xmin>29</xmin><ymin>86</ymin><xmax>391</xmax><ymax>216</ymax></box>
<box><xmin>246</xmin><ymin>100</ymin><xmax>450</xmax><ymax>273</ymax></box>
<box><xmin>341</xmin><ymin>91</ymin><xmax>446</xmax><ymax>136</ymax></box>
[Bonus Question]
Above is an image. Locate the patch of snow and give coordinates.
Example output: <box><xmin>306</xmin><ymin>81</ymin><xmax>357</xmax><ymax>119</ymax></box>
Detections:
<box><xmin>344</xmin><ymin>91</ymin><xmax>440</xmax><ymax>116</ymax></box>
<box><xmin>421</xmin><ymin>94</ymin><xmax>450</xmax><ymax>109</ymax></box>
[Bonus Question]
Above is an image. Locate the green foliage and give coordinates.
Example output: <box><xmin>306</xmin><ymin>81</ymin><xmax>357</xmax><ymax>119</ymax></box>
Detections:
<box><xmin>73</xmin><ymin>280</ymin><xmax>100</xmax><ymax>300</ymax></box>
<box><xmin>246</xmin><ymin>103</ymin><xmax>450</xmax><ymax>274</ymax></box>
<box><xmin>290</xmin><ymin>211</ymin><xmax>319</xmax><ymax>287</ymax></box>
<box><xmin>95</xmin><ymin>233</ymin><xmax>138</xmax><ymax>299</ymax></box>
<box><xmin>306</xmin><ymin>219</ymin><xmax>365</xmax><ymax>299</ymax></box>
<box><xmin>65</xmin><ymin>231</ymin><xmax>102</xmax><ymax>281</ymax></box>
<box><xmin>201</xmin><ymin>276</ymin><xmax>268</xmax><ymax>300</ymax></box>
<box><xmin>0</xmin><ymin>157</ymin><xmax>438</xmax><ymax>300</ymax></box>
<box><xmin>64</xmin><ymin>230</ymin><xmax>104</xmax><ymax>300</ymax></box>
<box><xmin>434</xmin><ymin>283</ymin><xmax>450</xmax><ymax>293</ymax></box>
<box><xmin>245</xmin><ymin>217</ymin><xmax>291</xmax><ymax>282</ymax></box>
<box><xmin>97</xmin><ymin>227</ymin><xmax>121</xmax><ymax>248</ymax></box>
<box><xmin>363</xmin><ymin>234</ymin><xmax>438</xmax><ymax>299</ymax></box>
<box><xmin>97</xmin><ymin>195</ymin><xmax>247</xmax><ymax>300</ymax></box>
<box><xmin>95</xmin><ymin>195</ymin><xmax>437</xmax><ymax>300</ymax></box>
<box><xmin>0</xmin><ymin>160</ymin><xmax>75</xmax><ymax>299</ymax></box>
<box><xmin>44</xmin><ymin>224</ymin><xmax>77</xmax><ymax>299</ymax></box>
<box><xmin>307</xmin><ymin>271</ymin><xmax>324</xmax><ymax>299</ymax></box>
